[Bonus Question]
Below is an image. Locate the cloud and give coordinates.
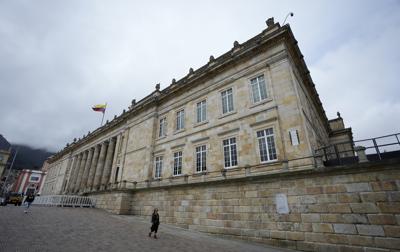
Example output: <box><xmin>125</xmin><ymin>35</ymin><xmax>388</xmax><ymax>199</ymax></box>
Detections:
<box><xmin>309</xmin><ymin>12</ymin><xmax>400</xmax><ymax>140</ymax></box>
<box><xmin>0</xmin><ymin>0</ymin><xmax>398</xmax><ymax>152</ymax></box>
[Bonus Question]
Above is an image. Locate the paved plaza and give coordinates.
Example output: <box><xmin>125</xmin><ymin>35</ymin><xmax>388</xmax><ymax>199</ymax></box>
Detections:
<box><xmin>0</xmin><ymin>206</ymin><xmax>296</xmax><ymax>252</ymax></box>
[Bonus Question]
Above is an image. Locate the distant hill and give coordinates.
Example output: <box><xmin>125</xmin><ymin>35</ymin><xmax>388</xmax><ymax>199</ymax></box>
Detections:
<box><xmin>10</xmin><ymin>144</ymin><xmax>54</xmax><ymax>170</ymax></box>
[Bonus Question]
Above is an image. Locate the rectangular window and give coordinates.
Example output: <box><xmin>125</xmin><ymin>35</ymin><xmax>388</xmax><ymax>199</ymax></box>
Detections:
<box><xmin>223</xmin><ymin>137</ymin><xmax>238</xmax><ymax>168</ymax></box>
<box><xmin>221</xmin><ymin>88</ymin><xmax>234</xmax><ymax>114</ymax></box>
<box><xmin>173</xmin><ymin>151</ymin><xmax>182</xmax><ymax>176</ymax></box>
<box><xmin>159</xmin><ymin>117</ymin><xmax>166</xmax><ymax>137</ymax></box>
<box><xmin>250</xmin><ymin>75</ymin><xmax>268</xmax><ymax>103</ymax></box>
<box><xmin>30</xmin><ymin>175</ymin><xmax>40</xmax><ymax>182</ymax></box>
<box><xmin>195</xmin><ymin>145</ymin><xmax>207</xmax><ymax>172</ymax></box>
<box><xmin>176</xmin><ymin>109</ymin><xmax>185</xmax><ymax>130</ymax></box>
<box><xmin>257</xmin><ymin>128</ymin><xmax>277</xmax><ymax>162</ymax></box>
<box><xmin>196</xmin><ymin>100</ymin><xmax>207</xmax><ymax>123</ymax></box>
<box><xmin>155</xmin><ymin>156</ymin><xmax>163</xmax><ymax>178</ymax></box>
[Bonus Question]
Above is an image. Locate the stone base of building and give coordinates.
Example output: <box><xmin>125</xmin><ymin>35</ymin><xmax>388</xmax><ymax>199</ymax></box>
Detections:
<box><xmin>89</xmin><ymin>191</ymin><xmax>133</xmax><ymax>215</ymax></box>
<box><xmin>87</xmin><ymin>159</ymin><xmax>400</xmax><ymax>251</ymax></box>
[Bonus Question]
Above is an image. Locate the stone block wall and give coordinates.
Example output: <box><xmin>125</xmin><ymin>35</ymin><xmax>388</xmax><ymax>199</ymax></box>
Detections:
<box><xmin>91</xmin><ymin>191</ymin><xmax>133</xmax><ymax>215</ymax></box>
<box><xmin>128</xmin><ymin>160</ymin><xmax>400</xmax><ymax>251</ymax></box>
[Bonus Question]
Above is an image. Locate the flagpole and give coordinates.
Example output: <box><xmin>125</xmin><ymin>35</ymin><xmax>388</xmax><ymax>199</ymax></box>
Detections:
<box><xmin>100</xmin><ymin>102</ymin><xmax>107</xmax><ymax>126</ymax></box>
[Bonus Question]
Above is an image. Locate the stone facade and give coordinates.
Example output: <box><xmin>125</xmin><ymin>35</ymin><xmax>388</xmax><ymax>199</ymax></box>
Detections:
<box><xmin>94</xmin><ymin>159</ymin><xmax>400</xmax><ymax>251</ymax></box>
<box><xmin>41</xmin><ymin>156</ymin><xmax>70</xmax><ymax>195</ymax></box>
<box><xmin>0</xmin><ymin>149</ymin><xmax>10</xmax><ymax>179</ymax></box>
<box><xmin>39</xmin><ymin>18</ymin><xmax>396</xmax><ymax>251</ymax></box>
<box><xmin>0</xmin><ymin>134</ymin><xmax>11</xmax><ymax>179</ymax></box>
<box><xmin>43</xmin><ymin>19</ymin><xmax>347</xmax><ymax>196</ymax></box>
<box><xmin>90</xmin><ymin>191</ymin><xmax>133</xmax><ymax>215</ymax></box>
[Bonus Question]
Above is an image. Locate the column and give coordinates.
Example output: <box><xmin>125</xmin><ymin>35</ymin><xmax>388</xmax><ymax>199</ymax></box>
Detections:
<box><xmin>80</xmin><ymin>148</ymin><xmax>94</xmax><ymax>192</ymax></box>
<box><xmin>101</xmin><ymin>138</ymin><xmax>116</xmax><ymax>190</ymax></box>
<box><xmin>92</xmin><ymin>141</ymin><xmax>108</xmax><ymax>191</ymax></box>
<box><xmin>74</xmin><ymin>151</ymin><xmax>88</xmax><ymax>193</ymax></box>
<box><xmin>62</xmin><ymin>155</ymin><xmax>73</xmax><ymax>194</ymax></box>
<box><xmin>67</xmin><ymin>155</ymin><xmax>80</xmax><ymax>194</ymax></box>
<box><xmin>70</xmin><ymin>153</ymin><xmax>83</xmax><ymax>194</ymax></box>
<box><xmin>66</xmin><ymin>156</ymin><xmax>78</xmax><ymax>194</ymax></box>
<box><xmin>87</xmin><ymin>144</ymin><xmax>101</xmax><ymax>190</ymax></box>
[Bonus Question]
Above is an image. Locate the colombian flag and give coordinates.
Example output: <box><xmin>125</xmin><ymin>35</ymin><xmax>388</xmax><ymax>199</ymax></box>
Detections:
<box><xmin>92</xmin><ymin>104</ymin><xmax>106</xmax><ymax>113</ymax></box>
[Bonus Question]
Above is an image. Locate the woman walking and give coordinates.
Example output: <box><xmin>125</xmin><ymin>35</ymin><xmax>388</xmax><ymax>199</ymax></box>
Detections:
<box><xmin>148</xmin><ymin>208</ymin><xmax>160</xmax><ymax>239</ymax></box>
<box><xmin>24</xmin><ymin>192</ymin><xmax>35</xmax><ymax>213</ymax></box>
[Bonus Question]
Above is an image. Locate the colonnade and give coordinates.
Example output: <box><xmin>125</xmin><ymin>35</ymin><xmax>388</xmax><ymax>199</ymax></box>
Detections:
<box><xmin>65</xmin><ymin>137</ymin><xmax>117</xmax><ymax>194</ymax></box>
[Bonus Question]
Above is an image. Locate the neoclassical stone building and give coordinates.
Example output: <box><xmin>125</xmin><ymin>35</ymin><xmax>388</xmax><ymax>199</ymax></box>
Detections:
<box><xmin>42</xmin><ymin>18</ymin><xmax>351</xmax><ymax>209</ymax></box>
<box><xmin>39</xmin><ymin>19</ymin><xmax>400</xmax><ymax>252</ymax></box>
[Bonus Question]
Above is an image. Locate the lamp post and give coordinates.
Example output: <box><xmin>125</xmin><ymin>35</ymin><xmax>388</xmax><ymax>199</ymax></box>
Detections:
<box><xmin>282</xmin><ymin>12</ymin><xmax>294</xmax><ymax>26</ymax></box>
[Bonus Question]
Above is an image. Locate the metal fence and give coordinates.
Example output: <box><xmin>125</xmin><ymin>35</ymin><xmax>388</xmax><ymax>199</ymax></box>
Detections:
<box><xmin>32</xmin><ymin>195</ymin><xmax>96</xmax><ymax>208</ymax></box>
<box><xmin>315</xmin><ymin>133</ymin><xmax>400</xmax><ymax>166</ymax></box>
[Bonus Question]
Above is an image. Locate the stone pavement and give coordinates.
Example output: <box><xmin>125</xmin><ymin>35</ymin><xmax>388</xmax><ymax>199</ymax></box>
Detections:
<box><xmin>0</xmin><ymin>205</ymin><xmax>297</xmax><ymax>252</ymax></box>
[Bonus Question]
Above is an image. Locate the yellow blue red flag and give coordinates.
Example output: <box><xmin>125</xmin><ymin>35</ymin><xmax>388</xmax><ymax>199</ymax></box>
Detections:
<box><xmin>92</xmin><ymin>104</ymin><xmax>106</xmax><ymax>113</ymax></box>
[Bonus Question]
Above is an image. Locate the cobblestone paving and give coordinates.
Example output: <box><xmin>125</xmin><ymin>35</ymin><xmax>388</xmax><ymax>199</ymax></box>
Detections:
<box><xmin>0</xmin><ymin>205</ymin><xmax>297</xmax><ymax>252</ymax></box>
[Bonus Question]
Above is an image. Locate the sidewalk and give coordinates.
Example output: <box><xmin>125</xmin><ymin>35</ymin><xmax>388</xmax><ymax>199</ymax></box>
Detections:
<box><xmin>0</xmin><ymin>205</ymin><xmax>297</xmax><ymax>252</ymax></box>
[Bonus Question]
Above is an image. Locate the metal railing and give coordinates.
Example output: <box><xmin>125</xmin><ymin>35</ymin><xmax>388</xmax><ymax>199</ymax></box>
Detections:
<box><xmin>316</xmin><ymin>133</ymin><xmax>400</xmax><ymax>166</ymax></box>
<box><xmin>32</xmin><ymin>195</ymin><xmax>96</xmax><ymax>208</ymax></box>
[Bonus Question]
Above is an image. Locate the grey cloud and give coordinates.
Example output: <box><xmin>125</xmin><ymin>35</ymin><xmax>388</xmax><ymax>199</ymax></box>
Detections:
<box><xmin>0</xmin><ymin>0</ymin><xmax>398</xmax><ymax>152</ymax></box>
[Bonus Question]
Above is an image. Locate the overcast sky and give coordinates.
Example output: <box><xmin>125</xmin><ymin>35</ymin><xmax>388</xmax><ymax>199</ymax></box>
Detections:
<box><xmin>0</xmin><ymin>0</ymin><xmax>399</xmax><ymax>152</ymax></box>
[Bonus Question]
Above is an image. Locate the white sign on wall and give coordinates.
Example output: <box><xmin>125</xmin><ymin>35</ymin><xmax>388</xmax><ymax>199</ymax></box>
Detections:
<box><xmin>289</xmin><ymin>129</ymin><xmax>299</xmax><ymax>146</ymax></box>
<box><xmin>275</xmin><ymin>193</ymin><xmax>289</xmax><ymax>214</ymax></box>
